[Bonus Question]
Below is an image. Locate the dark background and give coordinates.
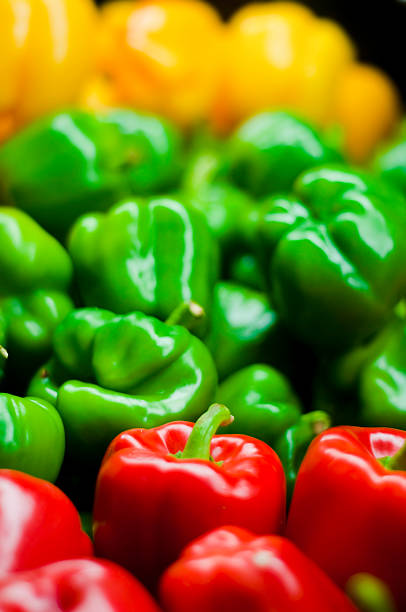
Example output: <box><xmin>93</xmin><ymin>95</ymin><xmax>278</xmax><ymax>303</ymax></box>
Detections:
<box><xmin>95</xmin><ymin>0</ymin><xmax>406</xmax><ymax>101</ymax></box>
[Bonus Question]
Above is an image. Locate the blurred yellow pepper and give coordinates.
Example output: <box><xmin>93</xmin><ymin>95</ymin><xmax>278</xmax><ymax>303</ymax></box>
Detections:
<box><xmin>95</xmin><ymin>0</ymin><xmax>224</xmax><ymax>128</ymax></box>
<box><xmin>217</xmin><ymin>2</ymin><xmax>400</xmax><ymax>161</ymax></box>
<box><xmin>0</xmin><ymin>0</ymin><xmax>98</xmax><ymax>142</ymax></box>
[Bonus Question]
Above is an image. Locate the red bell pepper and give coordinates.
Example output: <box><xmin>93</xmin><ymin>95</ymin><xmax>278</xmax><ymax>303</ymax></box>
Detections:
<box><xmin>93</xmin><ymin>404</ymin><xmax>286</xmax><ymax>590</ymax></box>
<box><xmin>286</xmin><ymin>427</ymin><xmax>406</xmax><ymax>609</ymax></box>
<box><xmin>0</xmin><ymin>558</ymin><xmax>162</xmax><ymax>611</ymax></box>
<box><xmin>159</xmin><ymin>525</ymin><xmax>357</xmax><ymax>612</ymax></box>
<box><xmin>0</xmin><ymin>470</ymin><xmax>92</xmax><ymax>572</ymax></box>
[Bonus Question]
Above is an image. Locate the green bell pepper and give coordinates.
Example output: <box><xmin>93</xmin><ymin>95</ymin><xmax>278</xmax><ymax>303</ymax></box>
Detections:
<box><xmin>373</xmin><ymin>121</ymin><xmax>406</xmax><ymax>197</ymax></box>
<box><xmin>204</xmin><ymin>282</ymin><xmax>290</xmax><ymax>381</ymax></box>
<box><xmin>274</xmin><ymin>410</ymin><xmax>331</xmax><ymax>502</ymax></box>
<box><xmin>258</xmin><ymin>166</ymin><xmax>406</xmax><ymax>352</ymax></box>
<box><xmin>216</xmin><ymin>364</ymin><xmax>301</xmax><ymax>445</ymax></box>
<box><xmin>68</xmin><ymin>197</ymin><xmax>218</xmax><ymax>329</ymax></box>
<box><xmin>322</xmin><ymin>316</ymin><xmax>406</xmax><ymax>429</ymax></box>
<box><xmin>29</xmin><ymin>306</ymin><xmax>217</xmax><ymax>464</ymax></box>
<box><xmin>0</xmin><ymin>393</ymin><xmax>65</xmax><ymax>482</ymax></box>
<box><xmin>0</xmin><ymin>109</ymin><xmax>183</xmax><ymax>239</ymax></box>
<box><xmin>0</xmin><ymin>208</ymin><xmax>73</xmax><ymax>381</ymax></box>
<box><xmin>228</xmin><ymin>111</ymin><xmax>341</xmax><ymax>198</ymax></box>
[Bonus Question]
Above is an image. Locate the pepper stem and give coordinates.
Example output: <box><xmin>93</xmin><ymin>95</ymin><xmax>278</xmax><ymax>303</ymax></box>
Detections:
<box><xmin>180</xmin><ymin>404</ymin><xmax>233</xmax><ymax>461</ymax></box>
<box><xmin>0</xmin><ymin>346</ymin><xmax>8</xmax><ymax>360</ymax></box>
<box><xmin>380</xmin><ymin>439</ymin><xmax>406</xmax><ymax>471</ymax></box>
<box><xmin>165</xmin><ymin>301</ymin><xmax>205</xmax><ymax>332</ymax></box>
<box><xmin>346</xmin><ymin>573</ymin><xmax>396</xmax><ymax>612</ymax></box>
<box><xmin>301</xmin><ymin>411</ymin><xmax>331</xmax><ymax>436</ymax></box>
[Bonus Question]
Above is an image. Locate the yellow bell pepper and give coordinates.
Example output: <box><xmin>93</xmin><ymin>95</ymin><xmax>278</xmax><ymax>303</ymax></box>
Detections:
<box><xmin>0</xmin><ymin>0</ymin><xmax>98</xmax><ymax>142</ymax></box>
<box><xmin>96</xmin><ymin>0</ymin><xmax>224</xmax><ymax>128</ymax></box>
<box><xmin>219</xmin><ymin>2</ymin><xmax>399</xmax><ymax>161</ymax></box>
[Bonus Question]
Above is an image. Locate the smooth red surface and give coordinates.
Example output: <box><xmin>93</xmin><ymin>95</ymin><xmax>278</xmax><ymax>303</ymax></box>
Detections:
<box><xmin>0</xmin><ymin>558</ymin><xmax>161</xmax><ymax>612</ymax></box>
<box><xmin>159</xmin><ymin>526</ymin><xmax>357</xmax><ymax>612</ymax></box>
<box><xmin>93</xmin><ymin>422</ymin><xmax>286</xmax><ymax>590</ymax></box>
<box><xmin>0</xmin><ymin>470</ymin><xmax>92</xmax><ymax>572</ymax></box>
<box><xmin>286</xmin><ymin>426</ymin><xmax>406</xmax><ymax>608</ymax></box>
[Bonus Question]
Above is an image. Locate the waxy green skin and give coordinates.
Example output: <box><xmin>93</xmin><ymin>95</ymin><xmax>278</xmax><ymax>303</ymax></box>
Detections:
<box><xmin>0</xmin><ymin>109</ymin><xmax>183</xmax><ymax>239</ymax></box>
<box><xmin>374</xmin><ymin>123</ymin><xmax>406</xmax><ymax>197</ymax></box>
<box><xmin>216</xmin><ymin>364</ymin><xmax>301</xmax><ymax>445</ymax></box>
<box><xmin>0</xmin><ymin>393</ymin><xmax>65</xmax><ymax>482</ymax></box>
<box><xmin>259</xmin><ymin>166</ymin><xmax>406</xmax><ymax>352</ymax></box>
<box><xmin>0</xmin><ymin>208</ymin><xmax>73</xmax><ymax>379</ymax></box>
<box><xmin>323</xmin><ymin>317</ymin><xmax>406</xmax><ymax>429</ymax></box>
<box><xmin>29</xmin><ymin>308</ymin><xmax>217</xmax><ymax>464</ymax></box>
<box><xmin>205</xmin><ymin>282</ymin><xmax>287</xmax><ymax>381</ymax></box>
<box><xmin>68</xmin><ymin>197</ymin><xmax>218</xmax><ymax>329</ymax></box>
<box><xmin>229</xmin><ymin>111</ymin><xmax>341</xmax><ymax>198</ymax></box>
<box><xmin>274</xmin><ymin>411</ymin><xmax>331</xmax><ymax>502</ymax></box>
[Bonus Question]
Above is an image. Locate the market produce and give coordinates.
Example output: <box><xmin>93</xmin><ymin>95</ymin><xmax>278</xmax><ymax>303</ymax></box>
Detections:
<box><xmin>286</xmin><ymin>426</ymin><xmax>406</xmax><ymax>609</ymax></box>
<box><xmin>159</xmin><ymin>526</ymin><xmax>358</xmax><ymax>611</ymax></box>
<box><xmin>0</xmin><ymin>0</ymin><xmax>97</xmax><ymax>142</ymax></box>
<box><xmin>0</xmin><ymin>208</ymin><xmax>73</xmax><ymax>383</ymax></box>
<box><xmin>0</xmin><ymin>394</ymin><xmax>64</xmax><ymax>482</ymax></box>
<box><xmin>0</xmin><ymin>559</ymin><xmax>162</xmax><ymax>612</ymax></box>
<box><xmin>0</xmin><ymin>470</ymin><xmax>91</xmax><ymax>572</ymax></box>
<box><xmin>216</xmin><ymin>364</ymin><xmax>301</xmax><ymax>444</ymax></box>
<box><xmin>257</xmin><ymin>166</ymin><xmax>406</xmax><ymax>352</ymax></box>
<box><xmin>68</xmin><ymin>197</ymin><xmax>217</xmax><ymax>325</ymax></box>
<box><xmin>93</xmin><ymin>404</ymin><xmax>286</xmax><ymax>590</ymax></box>
<box><xmin>0</xmin><ymin>109</ymin><xmax>183</xmax><ymax>238</ymax></box>
<box><xmin>29</xmin><ymin>307</ymin><xmax>217</xmax><ymax>465</ymax></box>
<box><xmin>204</xmin><ymin>282</ymin><xmax>284</xmax><ymax>380</ymax></box>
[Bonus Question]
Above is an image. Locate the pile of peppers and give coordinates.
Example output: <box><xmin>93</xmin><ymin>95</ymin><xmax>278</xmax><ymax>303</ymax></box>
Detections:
<box><xmin>0</xmin><ymin>1</ymin><xmax>406</xmax><ymax>611</ymax></box>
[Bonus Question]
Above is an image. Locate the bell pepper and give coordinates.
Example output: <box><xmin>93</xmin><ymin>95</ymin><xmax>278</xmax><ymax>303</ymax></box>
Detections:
<box><xmin>258</xmin><ymin>166</ymin><xmax>406</xmax><ymax>352</ymax></box>
<box><xmin>0</xmin><ymin>558</ymin><xmax>162</xmax><ymax>612</ymax></box>
<box><xmin>93</xmin><ymin>404</ymin><xmax>286</xmax><ymax>591</ymax></box>
<box><xmin>96</xmin><ymin>0</ymin><xmax>224</xmax><ymax>128</ymax></box>
<box><xmin>0</xmin><ymin>393</ymin><xmax>64</xmax><ymax>482</ymax></box>
<box><xmin>204</xmin><ymin>282</ymin><xmax>285</xmax><ymax>380</ymax></box>
<box><xmin>274</xmin><ymin>411</ymin><xmax>331</xmax><ymax>502</ymax></box>
<box><xmin>319</xmin><ymin>316</ymin><xmax>406</xmax><ymax>429</ymax></box>
<box><xmin>221</xmin><ymin>3</ymin><xmax>399</xmax><ymax>161</ymax></box>
<box><xmin>68</xmin><ymin>197</ymin><xmax>217</xmax><ymax>326</ymax></box>
<box><xmin>374</xmin><ymin>121</ymin><xmax>406</xmax><ymax>197</ymax></box>
<box><xmin>286</xmin><ymin>426</ymin><xmax>406</xmax><ymax>609</ymax></box>
<box><xmin>228</xmin><ymin>252</ymin><xmax>266</xmax><ymax>291</ymax></box>
<box><xmin>216</xmin><ymin>364</ymin><xmax>302</xmax><ymax>445</ymax></box>
<box><xmin>29</xmin><ymin>306</ymin><xmax>217</xmax><ymax>467</ymax></box>
<box><xmin>229</xmin><ymin>111</ymin><xmax>341</xmax><ymax>198</ymax></box>
<box><xmin>0</xmin><ymin>109</ymin><xmax>183</xmax><ymax>239</ymax></box>
<box><xmin>159</xmin><ymin>526</ymin><xmax>357</xmax><ymax>611</ymax></box>
<box><xmin>0</xmin><ymin>208</ymin><xmax>73</xmax><ymax>382</ymax></box>
<box><xmin>0</xmin><ymin>0</ymin><xmax>97</xmax><ymax>142</ymax></box>
<box><xmin>0</xmin><ymin>469</ymin><xmax>91</xmax><ymax>572</ymax></box>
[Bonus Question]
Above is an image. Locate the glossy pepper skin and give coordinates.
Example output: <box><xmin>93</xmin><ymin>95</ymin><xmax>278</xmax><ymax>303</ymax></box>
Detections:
<box><xmin>93</xmin><ymin>405</ymin><xmax>286</xmax><ymax>591</ymax></box>
<box><xmin>219</xmin><ymin>3</ymin><xmax>399</xmax><ymax>161</ymax></box>
<box><xmin>228</xmin><ymin>111</ymin><xmax>341</xmax><ymax>198</ymax></box>
<box><xmin>321</xmin><ymin>317</ymin><xmax>406</xmax><ymax>429</ymax></box>
<box><xmin>204</xmin><ymin>282</ymin><xmax>284</xmax><ymax>380</ymax></box>
<box><xmin>96</xmin><ymin>0</ymin><xmax>224</xmax><ymax>128</ymax></box>
<box><xmin>160</xmin><ymin>526</ymin><xmax>357</xmax><ymax>612</ymax></box>
<box><xmin>0</xmin><ymin>208</ymin><xmax>73</xmax><ymax>380</ymax></box>
<box><xmin>29</xmin><ymin>307</ymin><xmax>217</xmax><ymax>465</ymax></box>
<box><xmin>274</xmin><ymin>411</ymin><xmax>331</xmax><ymax>502</ymax></box>
<box><xmin>0</xmin><ymin>558</ymin><xmax>162</xmax><ymax>612</ymax></box>
<box><xmin>0</xmin><ymin>110</ymin><xmax>183</xmax><ymax>239</ymax></box>
<box><xmin>0</xmin><ymin>0</ymin><xmax>97</xmax><ymax>142</ymax></box>
<box><xmin>259</xmin><ymin>166</ymin><xmax>406</xmax><ymax>352</ymax></box>
<box><xmin>286</xmin><ymin>426</ymin><xmax>406</xmax><ymax>609</ymax></box>
<box><xmin>0</xmin><ymin>394</ymin><xmax>65</xmax><ymax>482</ymax></box>
<box><xmin>374</xmin><ymin>123</ymin><xmax>406</xmax><ymax>197</ymax></box>
<box><xmin>0</xmin><ymin>469</ymin><xmax>91</xmax><ymax>572</ymax></box>
<box><xmin>216</xmin><ymin>364</ymin><xmax>301</xmax><ymax>445</ymax></box>
<box><xmin>68</xmin><ymin>198</ymin><xmax>217</xmax><ymax>327</ymax></box>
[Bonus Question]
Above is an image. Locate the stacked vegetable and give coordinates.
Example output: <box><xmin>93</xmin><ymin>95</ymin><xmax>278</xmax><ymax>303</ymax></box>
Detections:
<box><xmin>0</xmin><ymin>1</ymin><xmax>405</xmax><ymax>611</ymax></box>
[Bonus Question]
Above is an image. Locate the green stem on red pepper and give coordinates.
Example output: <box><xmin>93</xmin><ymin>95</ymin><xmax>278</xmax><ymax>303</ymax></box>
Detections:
<box><xmin>180</xmin><ymin>404</ymin><xmax>233</xmax><ymax>461</ymax></box>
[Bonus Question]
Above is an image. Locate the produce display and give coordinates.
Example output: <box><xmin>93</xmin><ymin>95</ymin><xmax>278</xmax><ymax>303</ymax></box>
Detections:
<box><xmin>0</xmin><ymin>0</ymin><xmax>405</xmax><ymax>610</ymax></box>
